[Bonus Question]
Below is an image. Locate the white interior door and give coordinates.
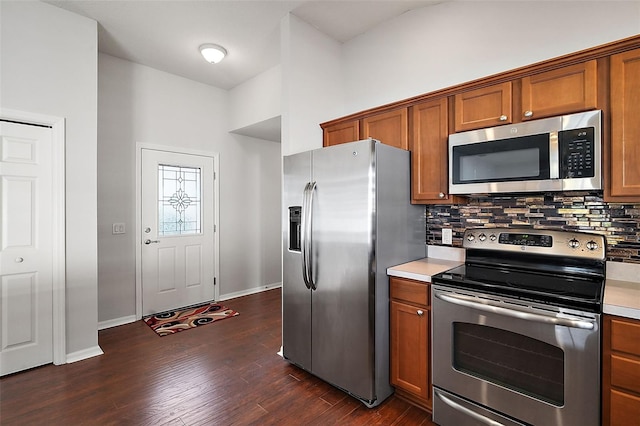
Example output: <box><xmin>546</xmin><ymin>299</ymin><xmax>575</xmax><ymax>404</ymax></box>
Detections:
<box><xmin>141</xmin><ymin>149</ymin><xmax>215</xmax><ymax>316</ymax></box>
<box><xmin>0</xmin><ymin>121</ymin><xmax>53</xmax><ymax>376</ymax></box>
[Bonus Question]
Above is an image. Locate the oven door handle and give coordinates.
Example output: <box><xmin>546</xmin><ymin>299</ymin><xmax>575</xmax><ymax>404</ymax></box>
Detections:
<box><xmin>434</xmin><ymin>290</ymin><xmax>595</xmax><ymax>330</ymax></box>
<box><xmin>434</xmin><ymin>388</ymin><xmax>506</xmax><ymax>426</ymax></box>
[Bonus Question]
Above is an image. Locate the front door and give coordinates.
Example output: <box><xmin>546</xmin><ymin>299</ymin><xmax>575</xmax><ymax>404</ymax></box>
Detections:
<box><xmin>0</xmin><ymin>121</ymin><xmax>54</xmax><ymax>376</ymax></box>
<box><xmin>141</xmin><ymin>149</ymin><xmax>215</xmax><ymax>316</ymax></box>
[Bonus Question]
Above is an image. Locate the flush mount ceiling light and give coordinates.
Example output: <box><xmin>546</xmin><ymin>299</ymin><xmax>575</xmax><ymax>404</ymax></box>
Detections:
<box><xmin>199</xmin><ymin>44</ymin><xmax>227</xmax><ymax>64</ymax></box>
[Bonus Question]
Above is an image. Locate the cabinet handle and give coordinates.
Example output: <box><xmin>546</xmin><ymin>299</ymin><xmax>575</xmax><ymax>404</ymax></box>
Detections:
<box><xmin>523</xmin><ymin>110</ymin><xmax>533</xmax><ymax>118</ymax></box>
<box><xmin>438</xmin><ymin>192</ymin><xmax>445</xmax><ymax>199</ymax></box>
<box><xmin>499</xmin><ymin>115</ymin><xmax>508</xmax><ymax>121</ymax></box>
<box><xmin>417</xmin><ymin>310</ymin><xmax>424</xmax><ymax>316</ymax></box>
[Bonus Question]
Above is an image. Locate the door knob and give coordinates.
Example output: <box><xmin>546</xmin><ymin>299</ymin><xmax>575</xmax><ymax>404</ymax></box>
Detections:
<box><xmin>144</xmin><ymin>239</ymin><xmax>160</xmax><ymax>245</ymax></box>
<box><xmin>417</xmin><ymin>310</ymin><xmax>424</xmax><ymax>316</ymax></box>
<box><xmin>15</xmin><ymin>257</ymin><xmax>24</xmax><ymax>263</ymax></box>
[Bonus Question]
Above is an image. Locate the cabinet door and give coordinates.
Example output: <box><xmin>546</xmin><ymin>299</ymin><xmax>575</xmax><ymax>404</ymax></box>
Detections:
<box><xmin>361</xmin><ymin>108</ymin><xmax>408</xmax><ymax>150</ymax></box>
<box><xmin>521</xmin><ymin>60</ymin><xmax>597</xmax><ymax>121</ymax></box>
<box><xmin>454</xmin><ymin>82</ymin><xmax>512</xmax><ymax>132</ymax></box>
<box><xmin>411</xmin><ymin>98</ymin><xmax>451</xmax><ymax>203</ymax></box>
<box><xmin>609</xmin><ymin>49</ymin><xmax>640</xmax><ymax>199</ymax></box>
<box><xmin>390</xmin><ymin>300</ymin><xmax>429</xmax><ymax>402</ymax></box>
<box><xmin>602</xmin><ymin>315</ymin><xmax>640</xmax><ymax>426</ymax></box>
<box><xmin>323</xmin><ymin>120</ymin><xmax>360</xmax><ymax>147</ymax></box>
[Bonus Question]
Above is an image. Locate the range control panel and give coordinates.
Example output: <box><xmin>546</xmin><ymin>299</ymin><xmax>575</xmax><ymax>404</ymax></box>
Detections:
<box><xmin>462</xmin><ymin>228</ymin><xmax>606</xmax><ymax>260</ymax></box>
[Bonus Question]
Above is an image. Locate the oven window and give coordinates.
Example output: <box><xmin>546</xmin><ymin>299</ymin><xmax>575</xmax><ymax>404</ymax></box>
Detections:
<box><xmin>453</xmin><ymin>322</ymin><xmax>564</xmax><ymax>406</ymax></box>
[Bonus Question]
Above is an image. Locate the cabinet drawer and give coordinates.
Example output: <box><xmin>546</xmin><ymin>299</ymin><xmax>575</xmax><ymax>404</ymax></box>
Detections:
<box><xmin>611</xmin><ymin>318</ymin><xmax>640</xmax><ymax>355</ymax></box>
<box><xmin>612</xmin><ymin>354</ymin><xmax>640</xmax><ymax>394</ymax></box>
<box><xmin>610</xmin><ymin>389</ymin><xmax>640</xmax><ymax>426</ymax></box>
<box><xmin>390</xmin><ymin>277</ymin><xmax>429</xmax><ymax>307</ymax></box>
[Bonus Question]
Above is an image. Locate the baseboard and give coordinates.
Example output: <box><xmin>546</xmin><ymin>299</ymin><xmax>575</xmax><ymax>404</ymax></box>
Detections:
<box><xmin>65</xmin><ymin>345</ymin><xmax>104</xmax><ymax>364</ymax></box>
<box><xmin>219</xmin><ymin>282</ymin><xmax>282</xmax><ymax>302</ymax></box>
<box><xmin>98</xmin><ymin>315</ymin><xmax>137</xmax><ymax>330</ymax></box>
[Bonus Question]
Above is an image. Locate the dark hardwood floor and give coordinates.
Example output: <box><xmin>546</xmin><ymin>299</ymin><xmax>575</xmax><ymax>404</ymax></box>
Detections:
<box><xmin>0</xmin><ymin>288</ymin><xmax>436</xmax><ymax>425</ymax></box>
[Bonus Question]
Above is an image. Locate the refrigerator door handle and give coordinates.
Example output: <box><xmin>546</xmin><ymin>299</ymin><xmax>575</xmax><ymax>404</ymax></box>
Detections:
<box><xmin>301</xmin><ymin>183</ymin><xmax>311</xmax><ymax>289</ymax></box>
<box><xmin>307</xmin><ymin>181</ymin><xmax>317</xmax><ymax>290</ymax></box>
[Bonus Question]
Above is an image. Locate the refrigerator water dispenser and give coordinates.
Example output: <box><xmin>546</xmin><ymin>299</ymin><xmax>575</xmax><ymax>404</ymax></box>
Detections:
<box><xmin>288</xmin><ymin>206</ymin><xmax>301</xmax><ymax>251</ymax></box>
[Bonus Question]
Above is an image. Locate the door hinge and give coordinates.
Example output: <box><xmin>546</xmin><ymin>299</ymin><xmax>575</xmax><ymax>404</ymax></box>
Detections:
<box><xmin>214</xmin><ymin>224</ymin><xmax>217</xmax><ymax>232</ymax></box>
<box><xmin>214</xmin><ymin>172</ymin><xmax>216</xmax><ymax>180</ymax></box>
<box><xmin>214</xmin><ymin>277</ymin><xmax>217</xmax><ymax>286</ymax></box>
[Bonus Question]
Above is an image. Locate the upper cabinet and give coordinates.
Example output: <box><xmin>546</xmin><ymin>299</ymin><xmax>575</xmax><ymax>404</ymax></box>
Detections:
<box><xmin>323</xmin><ymin>120</ymin><xmax>360</xmax><ymax>147</ymax></box>
<box><xmin>608</xmin><ymin>48</ymin><xmax>640</xmax><ymax>200</ymax></box>
<box><xmin>454</xmin><ymin>60</ymin><xmax>598</xmax><ymax>132</ymax></box>
<box><xmin>521</xmin><ymin>61</ymin><xmax>598</xmax><ymax>121</ymax></box>
<box><xmin>322</xmin><ymin>107</ymin><xmax>408</xmax><ymax>149</ymax></box>
<box><xmin>454</xmin><ymin>82</ymin><xmax>512</xmax><ymax>132</ymax></box>
<box><xmin>361</xmin><ymin>108</ymin><xmax>408</xmax><ymax>150</ymax></box>
<box><xmin>410</xmin><ymin>98</ymin><xmax>452</xmax><ymax>203</ymax></box>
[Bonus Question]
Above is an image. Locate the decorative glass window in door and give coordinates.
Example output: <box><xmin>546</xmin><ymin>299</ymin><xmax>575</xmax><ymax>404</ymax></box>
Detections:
<box><xmin>158</xmin><ymin>164</ymin><xmax>201</xmax><ymax>235</ymax></box>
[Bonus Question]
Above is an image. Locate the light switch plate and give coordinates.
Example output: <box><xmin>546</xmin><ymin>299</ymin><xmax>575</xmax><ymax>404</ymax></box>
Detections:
<box><xmin>442</xmin><ymin>228</ymin><xmax>453</xmax><ymax>245</ymax></box>
<box><xmin>112</xmin><ymin>223</ymin><xmax>126</xmax><ymax>235</ymax></box>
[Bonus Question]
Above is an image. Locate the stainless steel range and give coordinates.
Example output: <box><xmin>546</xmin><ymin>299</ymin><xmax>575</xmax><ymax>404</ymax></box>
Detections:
<box><xmin>431</xmin><ymin>228</ymin><xmax>606</xmax><ymax>426</ymax></box>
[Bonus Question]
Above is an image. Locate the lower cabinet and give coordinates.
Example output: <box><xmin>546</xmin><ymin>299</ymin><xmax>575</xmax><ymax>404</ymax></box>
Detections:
<box><xmin>389</xmin><ymin>276</ymin><xmax>431</xmax><ymax>412</ymax></box>
<box><xmin>603</xmin><ymin>314</ymin><xmax>640</xmax><ymax>425</ymax></box>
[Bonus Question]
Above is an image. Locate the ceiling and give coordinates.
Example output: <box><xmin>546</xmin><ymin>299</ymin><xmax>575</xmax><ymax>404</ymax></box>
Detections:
<box><xmin>44</xmin><ymin>0</ymin><xmax>443</xmax><ymax>90</ymax></box>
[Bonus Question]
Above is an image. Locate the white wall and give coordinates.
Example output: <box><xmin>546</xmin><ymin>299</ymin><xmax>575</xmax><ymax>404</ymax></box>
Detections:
<box><xmin>342</xmin><ymin>1</ymin><xmax>640</xmax><ymax>114</ymax></box>
<box><xmin>280</xmin><ymin>14</ymin><xmax>344</xmax><ymax>156</ymax></box>
<box><xmin>98</xmin><ymin>54</ymin><xmax>281</xmax><ymax>323</ymax></box>
<box><xmin>1</xmin><ymin>1</ymin><xmax>99</xmax><ymax>357</ymax></box>
<box><xmin>229</xmin><ymin>65</ymin><xmax>281</xmax><ymax>132</ymax></box>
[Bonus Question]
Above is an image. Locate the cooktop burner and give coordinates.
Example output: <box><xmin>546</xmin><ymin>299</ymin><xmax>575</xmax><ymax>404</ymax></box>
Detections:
<box><xmin>432</xmin><ymin>228</ymin><xmax>606</xmax><ymax>312</ymax></box>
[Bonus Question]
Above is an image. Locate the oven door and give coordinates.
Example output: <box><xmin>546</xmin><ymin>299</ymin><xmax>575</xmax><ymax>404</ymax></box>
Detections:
<box><xmin>432</xmin><ymin>285</ymin><xmax>600</xmax><ymax>426</ymax></box>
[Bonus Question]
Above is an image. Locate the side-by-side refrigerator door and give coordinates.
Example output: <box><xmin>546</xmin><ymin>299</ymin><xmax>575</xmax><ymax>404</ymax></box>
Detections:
<box><xmin>311</xmin><ymin>140</ymin><xmax>376</xmax><ymax>402</ymax></box>
<box><xmin>282</xmin><ymin>151</ymin><xmax>312</xmax><ymax>371</ymax></box>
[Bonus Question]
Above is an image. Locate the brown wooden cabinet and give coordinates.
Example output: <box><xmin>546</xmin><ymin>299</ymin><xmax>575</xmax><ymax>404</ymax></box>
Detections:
<box><xmin>410</xmin><ymin>98</ymin><xmax>455</xmax><ymax>204</ymax></box>
<box><xmin>390</xmin><ymin>276</ymin><xmax>431</xmax><ymax>412</ymax></box>
<box><xmin>521</xmin><ymin>60</ymin><xmax>598</xmax><ymax>121</ymax></box>
<box><xmin>454</xmin><ymin>60</ymin><xmax>598</xmax><ymax>132</ymax></box>
<box><xmin>322</xmin><ymin>107</ymin><xmax>408</xmax><ymax>149</ymax></box>
<box><xmin>608</xmin><ymin>48</ymin><xmax>640</xmax><ymax>200</ymax></box>
<box><xmin>454</xmin><ymin>82</ymin><xmax>512</xmax><ymax>132</ymax></box>
<box><xmin>361</xmin><ymin>108</ymin><xmax>408</xmax><ymax>150</ymax></box>
<box><xmin>323</xmin><ymin>120</ymin><xmax>360</xmax><ymax>147</ymax></box>
<box><xmin>602</xmin><ymin>314</ymin><xmax>640</xmax><ymax>426</ymax></box>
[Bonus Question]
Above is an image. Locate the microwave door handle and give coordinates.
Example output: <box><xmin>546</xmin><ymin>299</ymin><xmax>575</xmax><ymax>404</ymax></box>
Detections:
<box><xmin>434</xmin><ymin>389</ymin><xmax>505</xmax><ymax>426</ymax></box>
<box><xmin>549</xmin><ymin>130</ymin><xmax>559</xmax><ymax>179</ymax></box>
<box><xmin>434</xmin><ymin>290</ymin><xmax>595</xmax><ymax>330</ymax></box>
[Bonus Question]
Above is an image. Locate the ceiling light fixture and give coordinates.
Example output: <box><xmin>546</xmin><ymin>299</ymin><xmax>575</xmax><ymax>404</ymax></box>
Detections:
<box><xmin>199</xmin><ymin>44</ymin><xmax>227</xmax><ymax>64</ymax></box>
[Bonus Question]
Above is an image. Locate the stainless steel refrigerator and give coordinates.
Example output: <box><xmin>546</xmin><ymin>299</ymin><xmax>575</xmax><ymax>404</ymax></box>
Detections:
<box><xmin>282</xmin><ymin>139</ymin><xmax>425</xmax><ymax>407</ymax></box>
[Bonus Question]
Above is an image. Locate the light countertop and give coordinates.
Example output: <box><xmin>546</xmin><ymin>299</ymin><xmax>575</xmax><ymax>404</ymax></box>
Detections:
<box><xmin>387</xmin><ymin>258</ymin><xmax>463</xmax><ymax>282</ymax></box>
<box><xmin>603</xmin><ymin>261</ymin><xmax>640</xmax><ymax>320</ymax></box>
<box><xmin>387</xmin><ymin>246</ymin><xmax>464</xmax><ymax>282</ymax></box>
<box><xmin>604</xmin><ymin>279</ymin><xmax>640</xmax><ymax>320</ymax></box>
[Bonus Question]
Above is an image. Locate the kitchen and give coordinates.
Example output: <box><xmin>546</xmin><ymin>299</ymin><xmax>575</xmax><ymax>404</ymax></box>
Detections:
<box><xmin>2</xmin><ymin>0</ymin><xmax>640</xmax><ymax>425</ymax></box>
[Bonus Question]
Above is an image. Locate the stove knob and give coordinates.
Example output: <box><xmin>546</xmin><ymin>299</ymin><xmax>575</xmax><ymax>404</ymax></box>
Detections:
<box><xmin>489</xmin><ymin>234</ymin><xmax>497</xmax><ymax>241</ymax></box>
<box><xmin>467</xmin><ymin>234</ymin><xmax>475</xmax><ymax>242</ymax></box>
<box><xmin>568</xmin><ymin>238</ymin><xmax>580</xmax><ymax>249</ymax></box>
<box><xmin>586</xmin><ymin>240</ymin><xmax>599</xmax><ymax>251</ymax></box>
<box><xmin>478</xmin><ymin>233</ymin><xmax>487</xmax><ymax>242</ymax></box>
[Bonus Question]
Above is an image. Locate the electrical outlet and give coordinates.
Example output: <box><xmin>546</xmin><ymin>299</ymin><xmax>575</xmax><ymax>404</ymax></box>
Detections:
<box><xmin>442</xmin><ymin>228</ymin><xmax>453</xmax><ymax>245</ymax></box>
<box><xmin>112</xmin><ymin>223</ymin><xmax>126</xmax><ymax>235</ymax></box>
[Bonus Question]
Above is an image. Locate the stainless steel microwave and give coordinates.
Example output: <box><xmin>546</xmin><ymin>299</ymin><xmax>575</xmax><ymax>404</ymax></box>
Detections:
<box><xmin>448</xmin><ymin>110</ymin><xmax>602</xmax><ymax>194</ymax></box>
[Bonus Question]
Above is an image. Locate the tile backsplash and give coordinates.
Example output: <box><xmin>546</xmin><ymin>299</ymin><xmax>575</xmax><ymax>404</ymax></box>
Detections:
<box><xmin>427</xmin><ymin>192</ymin><xmax>640</xmax><ymax>264</ymax></box>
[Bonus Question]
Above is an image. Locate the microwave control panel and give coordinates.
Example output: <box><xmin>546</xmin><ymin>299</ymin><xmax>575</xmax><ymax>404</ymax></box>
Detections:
<box><xmin>559</xmin><ymin>127</ymin><xmax>595</xmax><ymax>179</ymax></box>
